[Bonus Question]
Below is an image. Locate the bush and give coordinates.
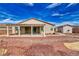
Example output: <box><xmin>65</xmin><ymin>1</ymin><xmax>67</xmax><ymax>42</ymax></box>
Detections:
<box><xmin>53</xmin><ymin>33</ymin><xmax>55</xmax><ymax>34</ymax></box>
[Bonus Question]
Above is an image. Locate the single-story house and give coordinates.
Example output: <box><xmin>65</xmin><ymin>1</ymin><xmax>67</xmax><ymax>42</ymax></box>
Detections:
<box><xmin>57</xmin><ymin>24</ymin><xmax>79</xmax><ymax>33</ymax></box>
<box><xmin>0</xmin><ymin>18</ymin><xmax>55</xmax><ymax>37</ymax></box>
<box><xmin>57</xmin><ymin>24</ymin><xmax>73</xmax><ymax>33</ymax></box>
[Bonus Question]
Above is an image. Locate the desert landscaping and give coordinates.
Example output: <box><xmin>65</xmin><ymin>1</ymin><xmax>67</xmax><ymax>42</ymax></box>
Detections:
<box><xmin>0</xmin><ymin>34</ymin><xmax>79</xmax><ymax>56</ymax></box>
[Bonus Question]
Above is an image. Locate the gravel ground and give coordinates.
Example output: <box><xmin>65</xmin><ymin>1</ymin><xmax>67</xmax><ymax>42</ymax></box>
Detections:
<box><xmin>0</xmin><ymin>36</ymin><xmax>79</xmax><ymax>56</ymax></box>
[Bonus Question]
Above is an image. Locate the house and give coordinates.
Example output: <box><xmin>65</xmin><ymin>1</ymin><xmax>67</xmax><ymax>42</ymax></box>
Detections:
<box><xmin>57</xmin><ymin>24</ymin><xmax>73</xmax><ymax>33</ymax></box>
<box><xmin>57</xmin><ymin>24</ymin><xmax>79</xmax><ymax>34</ymax></box>
<box><xmin>0</xmin><ymin>18</ymin><xmax>55</xmax><ymax>37</ymax></box>
<box><xmin>72</xmin><ymin>26</ymin><xmax>79</xmax><ymax>33</ymax></box>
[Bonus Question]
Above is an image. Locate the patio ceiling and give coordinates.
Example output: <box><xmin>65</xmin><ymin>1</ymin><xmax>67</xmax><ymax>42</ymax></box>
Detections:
<box><xmin>0</xmin><ymin>24</ymin><xmax>45</xmax><ymax>26</ymax></box>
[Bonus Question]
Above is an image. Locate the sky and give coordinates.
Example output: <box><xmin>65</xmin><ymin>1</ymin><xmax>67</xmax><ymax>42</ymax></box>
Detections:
<box><xmin>0</xmin><ymin>3</ymin><xmax>79</xmax><ymax>26</ymax></box>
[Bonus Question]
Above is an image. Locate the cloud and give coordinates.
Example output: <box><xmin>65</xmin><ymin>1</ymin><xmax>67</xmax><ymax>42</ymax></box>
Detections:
<box><xmin>0</xmin><ymin>19</ymin><xmax>22</xmax><ymax>24</ymax></box>
<box><xmin>56</xmin><ymin>20</ymin><xmax>79</xmax><ymax>27</ymax></box>
<box><xmin>23</xmin><ymin>3</ymin><xmax>34</xmax><ymax>6</ymax></box>
<box><xmin>47</xmin><ymin>21</ymin><xmax>73</xmax><ymax>27</ymax></box>
<box><xmin>56</xmin><ymin>22</ymin><xmax>73</xmax><ymax>26</ymax></box>
<box><xmin>52</xmin><ymin>13</ymin><xmax>64</xmax><ymax>16</ymax></box>
<box><xmin>0</xmin><ymin>11</ymin><xmax>20</xmax><ymax>20</ymax></box>
<box><xmin>28</xmin><ymin>3</ymin><xmax>34</xmax><ymax>6</ymax></box>
<box><xmin>46</xmin><ymin>20</ymin><xmax>79</xmax><ymax>28</ymax></box>
<box><xmin>46</xmin><ymin>3</ymin><xmax>61</xmax><ymax>9</ymax></box>
<box><xmin>66</xmin><ymin>3</ymin><xmax>77</xmax><ymax>8</ymax></box>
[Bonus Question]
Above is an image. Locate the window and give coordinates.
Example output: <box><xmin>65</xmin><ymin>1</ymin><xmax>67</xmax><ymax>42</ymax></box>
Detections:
<box><xmin>50</xmin><ymin>28</ymin><xmax>53</xmax><ymax>31</ymax></box>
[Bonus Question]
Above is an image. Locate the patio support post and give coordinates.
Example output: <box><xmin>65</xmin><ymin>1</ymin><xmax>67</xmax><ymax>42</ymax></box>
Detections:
<box><xmin>43</xmin><ymin>26</ymin><xmax>46</xmax><ymax>37</ymax></box>
<box><xmin>53</xmin><ymin>27</ymin><xmax>55</xmax><ymax>33</ymax></box>
<box><xmin>40</xmin><ymin>27</ymin><xmax>41</xmax><ymax>35</ymax></box>
<box><xmin>31</xmin><ymin>25</ymin><xmax>33</xmax><ymax>36</ymax></box>
<box><xmin>7</xmin><ymin>26</ymin><xmax>9</xmax><ymax>36</ymax></box>
<box><xmin>18</xmin><ymin>26</ymin><xmax>21</xmax><ymax>36</ymax></box>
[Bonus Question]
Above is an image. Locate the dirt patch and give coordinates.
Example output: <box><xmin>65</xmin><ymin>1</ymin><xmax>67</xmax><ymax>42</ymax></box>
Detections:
<box><xmin>0</xmin><ymin>36</ymin><xmax>79</xmax><ymax>56</ymax></box>
<box><xmin>24</xmin><ymin>43</ymin><xmax>79</xmax><ymax>56</ymax></box>
<box><xmin>25</xmin><ymin>44</ymin><xmax>59</xmax><ymax>56</ymax></box>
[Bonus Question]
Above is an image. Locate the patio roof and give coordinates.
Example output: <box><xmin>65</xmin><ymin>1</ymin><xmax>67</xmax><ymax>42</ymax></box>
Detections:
<box><xmin>0</xmin><ymin>24</ymin><xmax>45</xmax><ymax>26</ymax></box>
<box><xmin>18</xmin><ymin>18</ymin><xmax>55</xmax><ymax>26</ymax></box>
<box><xmin>57</xmin><ymin>24</ymin><xmax>73</xmax><ymax>28</ymax></box>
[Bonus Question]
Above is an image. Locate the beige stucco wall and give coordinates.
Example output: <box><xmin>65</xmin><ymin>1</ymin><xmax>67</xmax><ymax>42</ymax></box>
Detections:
<box><xmin>63</xmin><ymin>26</ymin><xmax>72</xmax><ymax>33</ymax></box>
<box><xmin>45</xmin><ymin>24</ymin><xmax>54</xmax><ymax>34</ymax></box>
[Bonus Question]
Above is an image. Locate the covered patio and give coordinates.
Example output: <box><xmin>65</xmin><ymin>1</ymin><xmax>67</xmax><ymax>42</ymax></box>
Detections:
<box><xmin>0</xmin><ymin>24</ymin><xmax>46</xmax><ymax>37</ymax></box>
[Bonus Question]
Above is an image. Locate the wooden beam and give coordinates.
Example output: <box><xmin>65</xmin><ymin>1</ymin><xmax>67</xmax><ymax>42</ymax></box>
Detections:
<box><xmin>31</xmin><ymin>26</ymin><xmax>33</xmax><ymax>36</ymax></box>
<box><xmin>43</xmin><ymin>26</ymin><xmax>46</xmax><ymax>37</ymax></box>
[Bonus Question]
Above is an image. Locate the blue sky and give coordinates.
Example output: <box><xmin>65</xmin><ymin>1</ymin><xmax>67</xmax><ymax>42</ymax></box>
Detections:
<box><xmin>0</xmin><ymin>3</ymin><xmax>79</xmax><ymax>25</ymax></box>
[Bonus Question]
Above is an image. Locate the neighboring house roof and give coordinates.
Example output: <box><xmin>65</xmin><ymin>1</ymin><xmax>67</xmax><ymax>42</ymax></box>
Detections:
<box><xmin>72</xmin><ymin>25</ymin><xmax>79</xmax><ymax>27</ymax></box>
<box><xmin>18</xmin><ymin>18</ymin><xmax>55</xmax><ymax>26</ymax></box>
<box><xmin>57</xmin><ymin>24</ymin><xmax>73</xmax><ymax>28</ymax></box>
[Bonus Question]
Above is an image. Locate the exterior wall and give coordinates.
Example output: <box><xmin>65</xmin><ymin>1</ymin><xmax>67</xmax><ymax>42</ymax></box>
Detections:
<box><xmin>45</xmin><ymin>24</ymin><xmax>54</xmax><ymax>34</ymax></box>
<box><xmin>63</xmin><ymin>26</ymin><xmax>72</xmax><ymax>33</ymax></box>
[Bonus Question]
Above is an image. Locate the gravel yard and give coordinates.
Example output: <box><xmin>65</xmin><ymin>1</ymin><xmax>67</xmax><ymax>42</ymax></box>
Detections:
<box><xmin>0</xmin><ymin>35</ymin><xmax>79</xmax><ymax>56</ymax></box>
